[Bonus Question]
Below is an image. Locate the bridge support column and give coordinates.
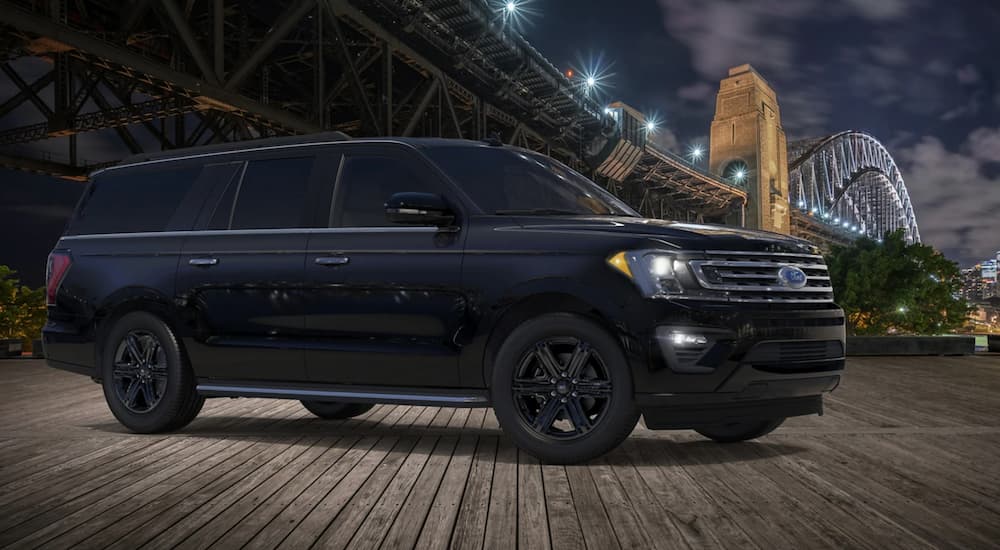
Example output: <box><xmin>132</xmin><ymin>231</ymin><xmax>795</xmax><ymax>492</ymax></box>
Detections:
<box><xmin>709</xmin><ymin>65</ymin><xmax>790</xmax><ymax>234</ymax></box>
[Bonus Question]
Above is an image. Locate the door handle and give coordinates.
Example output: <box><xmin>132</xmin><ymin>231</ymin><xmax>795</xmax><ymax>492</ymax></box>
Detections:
<box><xmin>188</xmin><ymin>257</ymin><xmax>219</xmax><ymax>267</ymax></box>
<box><xmin>315</xmin><ymin>256</ymin><xmax>350</xmax><ymax>266</ymax></box>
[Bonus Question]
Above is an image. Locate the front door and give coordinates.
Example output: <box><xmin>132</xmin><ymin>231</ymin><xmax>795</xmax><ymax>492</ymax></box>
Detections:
<box><xmin>177</xmin><ymin>154</ymin><xmax>321</xmax><ymax>382</ymax></box>
<box><xmin>303</xmin><ymin>144</ymin><xmax>467</xmax><ymax>387</ymax></box>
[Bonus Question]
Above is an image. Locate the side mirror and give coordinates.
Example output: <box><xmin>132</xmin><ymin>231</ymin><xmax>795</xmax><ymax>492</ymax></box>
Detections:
<box><xmin>385</xmin><ymin>192</ymin><xmax>456</xmax><ymax>227</ymax></box>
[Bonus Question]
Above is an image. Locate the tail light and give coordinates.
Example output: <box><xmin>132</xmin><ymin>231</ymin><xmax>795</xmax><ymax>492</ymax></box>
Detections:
<box><xmin>46</xmin><ymin>251</ymin><xmax>72</xmax><ymax>306</ymax></box>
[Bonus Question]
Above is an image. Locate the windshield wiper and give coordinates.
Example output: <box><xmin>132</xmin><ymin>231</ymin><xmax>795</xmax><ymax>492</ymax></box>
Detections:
<box><xmin>494</xmin><ymin>208</ymin><xmax>586</xmax><ymax>216</ymax></box>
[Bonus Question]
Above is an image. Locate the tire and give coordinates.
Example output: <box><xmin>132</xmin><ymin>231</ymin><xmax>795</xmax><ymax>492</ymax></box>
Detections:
<box><xmin>301</xmin><ymin>401</ymin><xmax>374</xmax><ymax>419</ymax></box>
<box><xmin>695</xmin><ymin>418</ymin><xmax>785</xmax><ymax>443</ymax></box>
<box><xmin>491</xmin><ymin>313</ymin><xmax>640</xmax><ymax>464</ymax></box>
<box><xmin>100</xmin><ymin>311</ymin><xmax>204</xmax><ymax>433</ymax></box>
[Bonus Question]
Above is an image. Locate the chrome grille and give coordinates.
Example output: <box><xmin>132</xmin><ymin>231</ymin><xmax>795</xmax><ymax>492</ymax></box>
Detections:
<box><xmin>688</xmin><ymin>250</ymin><xmax>835</xmax><ymax>304</ymax></box>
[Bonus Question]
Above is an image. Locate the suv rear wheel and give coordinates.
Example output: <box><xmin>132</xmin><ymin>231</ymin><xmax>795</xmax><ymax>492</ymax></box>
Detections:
<box><xmin>696</xmin><ymin>418</ymin><xmax>785</xmax><ymax>443</ymax></box>
<box><xmin>100</xmin><ymin>312</ymin><xmax>203</xmax><ymax>433</ymax></box>
<box><xmin>491</xmin><ymin>313</ymin><xmax>639</xmax><ymax>464</ymax></box>
<box><xmin>300</xmin><ymin>401</ymin><xmax>374</xmax><ymax>419</ymax></box>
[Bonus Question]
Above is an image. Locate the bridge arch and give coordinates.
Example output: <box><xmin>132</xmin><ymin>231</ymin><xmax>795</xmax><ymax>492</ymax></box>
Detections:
<box><xmin>788</xmin><ymin>131</ymin><xmax>920</xmax><ymax>243</ymax></box>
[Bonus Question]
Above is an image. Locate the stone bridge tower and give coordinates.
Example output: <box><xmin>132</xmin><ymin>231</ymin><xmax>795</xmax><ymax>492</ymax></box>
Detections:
<box><xmin>709</xmin><ymin>64</ymin><xmax>790</xmax><ymax>233</ymax></box>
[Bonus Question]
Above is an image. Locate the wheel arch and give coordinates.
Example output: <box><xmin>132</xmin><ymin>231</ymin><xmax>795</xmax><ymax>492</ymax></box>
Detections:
<box><xmin>480</xmin><ymin>291</ymin><xmax>626</xmax><ymax>387</ymax></box>
<box><xmin>93</xmin><ymin>289</ymin><xmax>183</xmax><ymax>381</ymax></box>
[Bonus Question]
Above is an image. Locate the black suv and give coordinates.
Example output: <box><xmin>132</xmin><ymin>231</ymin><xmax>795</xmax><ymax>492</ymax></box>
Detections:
<box><xmin>44</xmin><ymin>133</ymin><xmax>845</xmax><ymax>463</ymax></box>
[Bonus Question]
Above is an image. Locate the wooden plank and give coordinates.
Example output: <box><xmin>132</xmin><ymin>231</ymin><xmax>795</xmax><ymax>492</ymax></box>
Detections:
<box><xmin>315</xmin><ymin>435</ymin><xmax>431</xmax><ymax>549</ymax></box>
<box><xmin>539</xmin><ymin>464</ymin><xmax>585</xmax><ymax>550</ymax></box>
<box><xmin>516</xmin><ymin>449</ymin><xmax>551</xmax><ymax>550</ymax></box>
<box><xmin>413</xmin><ymin>435</ymin><xmax>478</xmax><ymax>550</ymax></box>
<box><xmin>380</xmin><ymin>435</ymin><xmax>461</xmax><ymax>549</ymax></box>
<box><xmin>483</xmin><ymin>437</ymin><xmax>518</xmax><ymax>550</ymax></box>
<box><xmin>449</xmin><ymin>436</ymin><xmax>498</xmax><ymax>550</ymax></box>
<box><xmin>564</xmin><ymin>462</ymin><xmax>621</xmax><ymax>550</ymax></box>
<box><xmin>274</xmin><ymin>437</ymin><xmax>402</xmax><ymax>549</ymax></box>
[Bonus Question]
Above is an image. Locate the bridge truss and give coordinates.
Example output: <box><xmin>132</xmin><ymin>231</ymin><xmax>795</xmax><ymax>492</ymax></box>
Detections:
<box><xmin>788</xmin><ymin>131</ymin><xmax>921</xmax><ymax>244</ymax></box>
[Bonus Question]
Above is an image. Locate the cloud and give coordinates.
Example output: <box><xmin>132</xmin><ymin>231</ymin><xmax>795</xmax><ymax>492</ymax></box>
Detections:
<box><xmin>677</xmin><ymin>81</ymin><xmax>715</xmax><ymax>102</ymax></box>
<box><xmin>897</xmin><ymin>129</ymin><xmax>1000</xmax><ymax>265</ymax></box>
<box><xmin>841</xmin><ymin>0</ymin><xmax>911</xmax><ymax>21</ymax></box>
<box><xmin>967</xmin><ymin>127</ymin><xmax>1000</xmax><ymax>163</ymax></box>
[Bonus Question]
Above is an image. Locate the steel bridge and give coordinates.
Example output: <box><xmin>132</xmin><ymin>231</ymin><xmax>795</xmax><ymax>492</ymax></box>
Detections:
<box><xmin>0</xmin><ymin>0</ymin><xmax>917</xmax><ymax>245</ymax></box>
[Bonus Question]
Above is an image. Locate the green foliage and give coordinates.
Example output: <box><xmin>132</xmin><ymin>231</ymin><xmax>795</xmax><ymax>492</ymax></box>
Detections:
<box><xmin>826</xmin><ymin>230</ymin><xmax>971</xmax><ymax>335</ymax></box>
<box><xmin>0</xmin><ymin>265</ymin><xmax>47</xmax><ymax>347</ymax></box>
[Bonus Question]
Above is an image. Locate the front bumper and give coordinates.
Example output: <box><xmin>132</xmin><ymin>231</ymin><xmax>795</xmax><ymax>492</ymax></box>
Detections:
<box><xmin>622</xmin><ymin>301</ymin><xmax>845</xmax><ymax>429</ymax></box>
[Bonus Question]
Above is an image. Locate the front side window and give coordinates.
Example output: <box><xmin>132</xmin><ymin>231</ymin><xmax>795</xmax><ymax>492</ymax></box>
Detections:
<box><xmin>332</xmin><ymin>155</ymin><xmax>444</xmax><ymax>227</ymax></box>
<box><xmin>229</xmin><ymin>157</ymin><xmax>313</xmax><ymax>230</ymax></box>
<box><xmin>424</xmin><ymin>146</ymin><xmax>637</xmax><ymax>216</ymax></box>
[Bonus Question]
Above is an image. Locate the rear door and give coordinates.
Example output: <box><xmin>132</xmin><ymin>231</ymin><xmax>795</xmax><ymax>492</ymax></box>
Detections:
<box><xmin>303</xmin><ymin>143</ymin><xmax>468</xmax><ymax>387</ymax></box>
<box><xmin>176</xmin><ymin>152</ymin><xmax>323</xmax><ymax>382</ymax></box>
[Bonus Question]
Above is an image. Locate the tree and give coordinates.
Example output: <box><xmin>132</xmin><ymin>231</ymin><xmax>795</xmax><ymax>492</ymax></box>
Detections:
<box><xmin>0</xmin><ymin>265</ymin><xmax>47</xmax><ymax>349</ymax></box>
<box><xmin>825</xmin><ymin>230</ymin><xmax>971</xmax><ymax>335</ymax></box>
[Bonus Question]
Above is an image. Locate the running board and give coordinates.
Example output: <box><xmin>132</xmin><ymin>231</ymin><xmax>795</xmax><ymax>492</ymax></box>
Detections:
<box><xmin>196</xmin><ymin>381</ymin><xmax>490</xmax><ymax>408</ymax></box>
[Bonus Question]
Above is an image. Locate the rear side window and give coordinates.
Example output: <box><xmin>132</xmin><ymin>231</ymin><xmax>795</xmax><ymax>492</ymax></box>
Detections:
<box><xmin>332</xmin><ymin>156</ymin><xmax>443</xmax><ymax>227</ymax></box>
<box><xmin>229</xmin><ymin>157</ymin><xmax>314</xmax><ymax>230</ymax></box>
<box><xmin>69</xmin><ymin>166</ymin><xmax>202</xmax><ymax>235</ymax></box>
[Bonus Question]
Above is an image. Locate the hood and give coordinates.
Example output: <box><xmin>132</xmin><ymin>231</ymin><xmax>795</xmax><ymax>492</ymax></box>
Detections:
<box><xmin>509</xmin><ymin>216</ymin><xmax>821</xmax><ymax>254</ymax></box>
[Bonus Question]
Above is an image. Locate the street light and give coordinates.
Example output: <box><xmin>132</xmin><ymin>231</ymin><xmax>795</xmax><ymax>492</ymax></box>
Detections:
<box><xmin>505</xmin><ymin>1</ymin><xmax>517</xmax><ymax>12</ymax></box>
<box><xmin>688</xmin><ymin>145</ymin><xmax>703</xmax><ymax>162</ymax></box>
<box><xmin>586</xmin><ymin>76</ymin><xmax>596</xmax><ymax>88</ymax></box>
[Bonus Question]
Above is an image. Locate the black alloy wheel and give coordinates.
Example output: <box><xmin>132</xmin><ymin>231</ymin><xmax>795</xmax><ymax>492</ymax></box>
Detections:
<box><xmin>111</xmin><ymin>330</ymin><xmax>168</xmax><ymax>413</ymax></box>
<box><xmin>511</xmin><ymin>337</ymin><xmax>612</xmax><ymax>439</ymax></box>
<box><xmin>492</xmin><ymin>313</ymin><xmax>639</xmax><ymax>464</ymax></box>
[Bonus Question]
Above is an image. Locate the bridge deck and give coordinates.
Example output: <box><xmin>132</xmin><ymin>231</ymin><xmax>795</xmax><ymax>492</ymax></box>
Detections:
<box><xmin>1</xmin><ymin>356</ymin><xmax>999</xmax><ymax>549</ymax></box>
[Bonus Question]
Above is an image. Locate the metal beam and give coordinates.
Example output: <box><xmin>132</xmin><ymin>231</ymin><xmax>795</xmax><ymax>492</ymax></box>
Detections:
<box><xmin>439</xmin><ymin>74</ymin><xmax>462</xmax><ymax>139</ymax></box>
<box><xmin>0</xmin><ymin>1</ymin><xmax>320</xmax><ymax>134</ymax></box>
<box><xmin>0</xmin><ymin>68</ymin><xmax>53</xmax><ymax>118</ymax></box>
<box><xmin>89</xmin><ymin>84</ymin><xmax>143</xmax><ymax>154</ymax></box>
<box><xmin>159</xmin><ymin>0</ymin><xmax>220</xmax><ymax>86</ymax></box>
<box><xmin>402</xmin><ymin>78</ymin><xmax>438</xmax><ymax>137</ymax></box>
<box><xmin>0</xmin><ymin>96</ymin><xmax>201</xmax><ymax>145</ymax></box>
<box><xmin>224</xmin><ymin>0</ymin><xmax>315</xmax><ymax>91</ymax></box>
<box><xmin>213</xmin><ymin>0</ymin><xmax>224</xmax><ymax>80</ymax></box>
<box><xmin>1</xmin><ymin>63</ymin><xmax>53</xmax><ymax>118</ymax></box>
<box><xmin>323</xmin><ymin>2</ymin><xmax>380</xmax><ymax>134</ymax></box>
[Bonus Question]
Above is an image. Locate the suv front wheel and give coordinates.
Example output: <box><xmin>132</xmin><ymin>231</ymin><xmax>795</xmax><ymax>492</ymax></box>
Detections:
<box><xmin>491</xmin><ymin>313</ymin><xmax>639</xmax><ymax>464</ymax></box>
<box><xmin>100</xmin><ymin>312</ymin><xmax>204</xmax><ymax>433</ymax></box>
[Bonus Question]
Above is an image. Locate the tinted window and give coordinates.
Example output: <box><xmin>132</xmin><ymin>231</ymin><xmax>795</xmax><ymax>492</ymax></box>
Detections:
<box><xmin>333</xmin><ymin>156</ymin><xmax>443</xmax><ymax>227</ymax></box>
<box><xmin>425</xmin><ymin>147</ymin><xmax>636</xmax><ymax>216</ymax></box>
<box><xmin>70</xmin><ymin>166</ymin><xmax>202</xmax><ymax>235</ymax></box>
<box><xmin>230</xmin><ymin>157</ymin><xmax>313</xmax><ymax>230</ymax></box>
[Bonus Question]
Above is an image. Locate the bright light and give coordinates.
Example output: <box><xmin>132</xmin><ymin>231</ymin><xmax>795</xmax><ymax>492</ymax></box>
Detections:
<box><xmin>505</xmin><ymin>1</ymin><xmax>516</xmax><ymax>12</ymax></box>
<box><xmin>733</xmin><ymin>169</ymin><xmax>746</xmax><ymax>182</ymax></box>
<box><xmin>670</xmin><ymin>333</ymin><xmax>708</xmax><ymax>347</ymax></box>
<box><xmin>833</xmin><ymin>217</ymin><xmax>840</xmax><ymax>223</ymax></box>
<box><xmin>897</xmin><ymin>306</ymin><xmax>907</xmax><ymax>313</ymax></box>
<box><xmin>650</xmin><ymin>256</ymin><xmax>673</xmax><ymax>278</ymax></box>
<box><xmin>810</xmin><ymin>207</ymin><xmax>818</xmax><ymax>214</ymax></box>
<box><xmin>842</xmin><ymin>221</ymin><xmax>850</xmax><ymax>228</ymax></box>
<box><xmin>604</xmin><ymin>107</ymin><xmax>612</xmax><ymax>115</ymax></box>
<box><xmin>646</xmin><ymin>120</ymin><xmax>656</xmax><ymax>131</ymax></box>
<box><xmin>823</xmin><ymin>213</ymin><xmax>831</xmax><ymax>219</ymax></box>
<box><xmin>573</xmin><ymin>54</ymin><xmax>614</xmax><ymax>96</ymax></box>
<box><xmin>798</xmin><ymin>201</ymin><xmax>806</xmax><ymax>208</ymax></box>
<box><xmin>689</xmin><ymin>145</ymin><xmax>703</xmax><ymax>161</ymax></box>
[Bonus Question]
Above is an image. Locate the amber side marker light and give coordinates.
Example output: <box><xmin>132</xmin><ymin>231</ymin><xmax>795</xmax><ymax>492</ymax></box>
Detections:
<box><xmin>606</xmin><ymin>251</ymin><xmax>632</xmax><ymax>279</ymax></box>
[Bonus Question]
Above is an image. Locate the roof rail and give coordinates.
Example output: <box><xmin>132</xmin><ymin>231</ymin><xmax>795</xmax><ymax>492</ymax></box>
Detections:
<box><xmin>120</xmin><ymin>131</ymin><xmax>352</xmax><ymax>165</ymax></box>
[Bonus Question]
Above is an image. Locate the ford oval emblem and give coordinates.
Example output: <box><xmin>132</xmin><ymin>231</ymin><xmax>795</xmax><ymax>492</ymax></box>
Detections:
<box><xmin>777</xmin><ymin>265</ymin><xmax>808</xmax><ymax>289</ymax></box>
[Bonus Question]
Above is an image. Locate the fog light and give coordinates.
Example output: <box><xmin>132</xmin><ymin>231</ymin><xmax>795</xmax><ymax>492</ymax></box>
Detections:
<box><xmin>671</xmin><ymin>333</ymin><xmax>708</xmax><ymax>346</ymax></box>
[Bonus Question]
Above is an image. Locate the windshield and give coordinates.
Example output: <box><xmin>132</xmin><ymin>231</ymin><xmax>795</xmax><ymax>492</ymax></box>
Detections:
<box><xmin>424</xmin><ymin>146</ymin><xmax>638</xmax><ymax>216</ymax></box>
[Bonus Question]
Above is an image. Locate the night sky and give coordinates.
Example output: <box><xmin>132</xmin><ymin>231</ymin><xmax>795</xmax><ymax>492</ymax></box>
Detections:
<box><xmin>2</xmin><ymin>0</ymin><xmax>999</xmax><ymax>287</ymax></box>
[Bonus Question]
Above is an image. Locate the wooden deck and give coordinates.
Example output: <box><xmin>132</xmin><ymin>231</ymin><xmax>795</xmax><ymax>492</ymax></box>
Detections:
<box><xmin>1</xmin><ymin>356</ymin><xmax>999</xmax><ymax>549</ymax></box>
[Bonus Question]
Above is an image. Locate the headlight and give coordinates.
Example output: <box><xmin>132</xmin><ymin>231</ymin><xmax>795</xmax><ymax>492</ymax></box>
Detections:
<box><xmin>607</xmin><ymin>250</ymin><xmax>686</xmax><ymax>297</ymax></box>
